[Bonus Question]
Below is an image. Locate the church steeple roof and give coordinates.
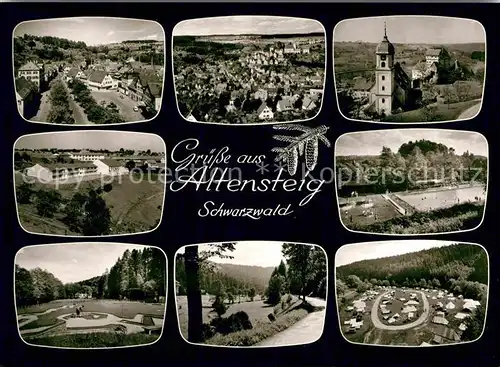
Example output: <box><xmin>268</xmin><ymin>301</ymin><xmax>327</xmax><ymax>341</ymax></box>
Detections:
<box><xmin>376</xmin><ymin>21</ymin><xmax>395</xmax><ymax>55</ymax></box>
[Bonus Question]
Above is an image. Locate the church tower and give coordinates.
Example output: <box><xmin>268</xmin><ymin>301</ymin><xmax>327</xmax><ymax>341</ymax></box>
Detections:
<box><xmin>374</xmin><ymin>22</ymin><xmax>395</xmax><ymax>116</ymax></box>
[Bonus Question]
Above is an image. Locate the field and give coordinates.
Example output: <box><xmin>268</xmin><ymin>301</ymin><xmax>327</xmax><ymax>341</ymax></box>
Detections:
<box><xmin>15</xmin><ymin>172</ymin><xmax>165</xmax><ymax>235</ymax></box>
<box><xmin>176</xmin><ymin>294</ymin><xmax>273</xmax><ymax>338</ymax></box>
<box><xmin>339</xmin><ymin>287</ymin><xmax>482</xmax><ymax>346</ymax></box>
<box><xmin>17</xmin><ymin>299</ymin><xmax>165</xmax><ymax>348</ymax></box>
<box><xmin>339</xmin><ymin>194</ymin><xmax>401</xmax><ymax>226</ymax></box>
<box><xmin>339</xmin><ymin>186</ymin><xmax>486</xmax><ymax>233</ymax></box>
<box><xmin>396</xmin><ymin>186</ymin><xmax>486</xmax><ymax>212</ymax></box>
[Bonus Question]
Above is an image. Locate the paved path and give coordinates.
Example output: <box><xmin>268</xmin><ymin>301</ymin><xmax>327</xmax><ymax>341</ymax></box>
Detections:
<box><xmin>62</xmin><ymin>79</ymin><xmax>91</xmax><ymax>124</ymax></box>
<box><xmin>457</xmin><ymin>99</ymin><xmax>481</xmax><ymax>120</ymax></box>
<box><xmin>31</xmin><ymin>90</ymin><xmax>51</xmax><ymax>122</ymax></box>
<box><xmin>255</xmin><ymin>297</ymin><xmax>326</xmax><ymax>346</ymax></box>
<box><xmin>371</xmin><ymin>290</ymin><xmax>430</xmax><ymax>331</ymax></box>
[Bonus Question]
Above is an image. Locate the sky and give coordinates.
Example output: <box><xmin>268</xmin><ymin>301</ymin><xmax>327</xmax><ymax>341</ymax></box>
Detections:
<box><xmin>174</xmin><ymin>16</ymin><xmax>324</xmax><ymax>36</ymax></box>
<box><xmin>177</xmin><ymin>241</ymin><xmax>289</xmax><ymax>268</ymax></box>
<box><xmin>335</xmin><ymin>130</ymin><xmax>488</xmax><ymax>157</ymax></box>
<box><xmin>15</xmin><ymin>243</ymin><xmax>157</xmax><ymax>284</ymax></box>
<box><xmin>334</xmin><ymin>17</ymin><xmax>485</xmax><ymax>44</ymax></box>
<box><xmin>14</xmin><ymin>17</ymin><xmax>164</xmax><ymax>46</ymax></box>
<box><xmin>335</xmin><ymin>240</ymin><xmax>461</xmax><ymax>267</ymax></box>
<box><xmin>15</xmin><ymin>131</ymin><xmax>165</xmax><ymax>152</ymax></box>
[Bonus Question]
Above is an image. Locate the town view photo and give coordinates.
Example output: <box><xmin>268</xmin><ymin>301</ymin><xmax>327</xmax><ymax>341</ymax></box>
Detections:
<box><xmin>15</xmin><ymin>242</ymin><xmax>167</xmax><ymax>348</ymax></box>
<box><xmin>334</xmin><ymin>16</ymin><xmax>486</xmax><ymax>123</ymax></box>
<box><xmin>173</xmin><ymin>16</ymin><xmax>326</xmax><ymax>124</ymax></box>
<box><xmin>175</xmin><ymin>241</ymin><xmax>327</xmax><ymax>347</ymax></box>
<box><xmin>14</xmin><ymin>131</ymin><xmax>166</xmax><ymax>236</ymax></box>
<box><xmin>14</xmin><ymin>17</ymin><xmax>165</xmax><ymax>125</ymax></box>
<box><xmin>335</xmin><ymin>129</ymin><xmax>488</xmax><ymax>235</ymax></box>
<box><xmin>336</xmin><ymin>240</ymin><xmax>488</xmax><ymax>347</ymax></box>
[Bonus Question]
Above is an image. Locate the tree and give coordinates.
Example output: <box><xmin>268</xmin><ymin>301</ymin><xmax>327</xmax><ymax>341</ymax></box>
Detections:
<box><xmin>336</xmin><ymin>279</ymin><xmax>348</xmax><ymax>296</ymax></box>
<box><xmin>461</xmin><ymin>304</ymin><xmax>486</xmax><ymax>341</ymax></box>
<box><xmin>35</xmin><ymin>190</ymin><xmax>62</xmax><ymax>218</ymax></box>
<box><xmin>17</xmin><ymin>182</ymin><xmax>34</xmax><ymax>204</ymax></box>
<box><xmin>282</xmin><ymin>243</ymin><xmax>312</xmax><ymax>300</ymax></box>
<box><xmin>183</xmin><ymin>243</ymin><xmax>236</xmax><ymax>343</ymax></box>
<box><xmin>267</xmin><ymin>274</ymin><xmax>285</xmax><ymax>305</ymax></box>
<box><xmin>248</xmin><ymin>287</ymin><xmax>256</xmax><ymax>301</ymax></box>
<box><xmin>125</xmin><ymin>160</ymin><xmax>136</xmax><ymax>171</ymax></box>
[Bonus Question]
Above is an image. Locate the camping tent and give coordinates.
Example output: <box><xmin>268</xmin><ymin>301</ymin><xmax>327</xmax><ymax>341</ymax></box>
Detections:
<box><xmin>445</xmin><ymin>302</ymin><xmax>456</xmax><ymax>310</ymax></box>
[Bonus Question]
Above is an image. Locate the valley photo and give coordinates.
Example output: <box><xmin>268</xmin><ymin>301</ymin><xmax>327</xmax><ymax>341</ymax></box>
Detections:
<box><xmin>14</xmin><ymin>17</ymin><xmax>165</xmax><ymax>125</ymax></box>
<box><xmin>14</xmin><ymin>131</ymin><xmax>166</xmax><ymax>236</ymax></box>
<box><xmin>175</xmin><ymin>241</ymin><xmax>327</xmax><ymax>347</ymax></box>
<box><xmin>15</xmin><ymin>242</ymin><xmax>167</xmax><ymax>348</ymax></box>
<box><xmin>173</xmin><ymin>16</ymin><xmax>325</xmax><ymax>124</ymax></box>
<box><xmin>336</xmin><ymin>240</ymin><xmax>488</xmax><ymax>346</ymax></box>
<box><xmin>334</xmin><ymin>16</ymin><xmax>486</xmax><ymax>123</ymax></box>
<box><xmin>335</xmin><ymin>129</ymin><xmax>488</xmax><ymax>235</ymax></box>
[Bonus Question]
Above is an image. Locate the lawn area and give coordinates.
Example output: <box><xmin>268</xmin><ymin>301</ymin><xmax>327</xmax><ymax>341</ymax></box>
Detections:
<box><xmin>24</xmin><ymin>332</ymin><xmax>159</xmax><ymax>348</ymax></box>
<box><xmin>377</xmin><ymin>289</ymin><xmax>424</xmax><ymax>326</ymax></box>
<box><xmin>15</xmin><ymin>173</ymin><xmax>165</xmax><ymax>235</ymax></box>
<box><xmin>339</xmin><ymin>194</ymin><xmax>402</xmax><ymax>227</ymax></box>
<box><xmin>176</xmin><ymin>294</ymin><xmax>313</xmax><ymax>346</ymax></box>
<box><xmin>18</xmin><ymin>299</ymin><xmax>166</xmax><ymax>331</ymax></box>
<box><xmin>383</xmin><ymin>99</ymin><xmax>481</xmax><ymax>123</ymax></box>
<box><xmin>176</xmin><ymin>294</ymin><xmax>275</xmax><ymax>339</ymax></box>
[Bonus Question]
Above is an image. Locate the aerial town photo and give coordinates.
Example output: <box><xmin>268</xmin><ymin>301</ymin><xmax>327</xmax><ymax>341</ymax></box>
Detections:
<box><xmin>14</xmin><ymin>131</ymin><xmax>166</xmax><ymax>236</ymax></box>
<box><xmin>335</xmin><ymin>129</ymin><xmax>488</xmax><ymax>235</ymax></box>
<box><xmin>336</xmin><ymin>240</ymin><xmax>488</xmax><ymax>346</ymax></box>
<box><xmin>175</xmin><ymin>241</ymin><xmax>327</xmax><ymax>347</ymax></box>
<box><xmin>172</xmin><ymin>16</ymin><xmax>326</xmax><ymax>124</ymax></box>
<box><xmin>333</xmin><ymin>16</ymin><xmax>486</xmax><ymax>123</ymax></box>
<box><xmin>15</xmin><ymin>242</ymin><xmax>167</xmax><ymax>348</ymax></box>
<box><xmin>13</xmin><ymin>17</ymin><xmax>165</xmax><ymax>125</ymax></box>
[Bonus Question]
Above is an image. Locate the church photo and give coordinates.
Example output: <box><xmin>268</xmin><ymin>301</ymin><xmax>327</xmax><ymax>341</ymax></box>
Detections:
<box><xmin>333</xmin><ymin>16</ymin><xmax>486</xmax><ymax>123</ymax></box>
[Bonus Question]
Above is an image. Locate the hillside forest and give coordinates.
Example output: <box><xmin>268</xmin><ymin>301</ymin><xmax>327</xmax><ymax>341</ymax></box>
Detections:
<box><xmin>14</xmin><ymin>34</ymin><xmax>164</xmax><ymax>71</ymax></box>
<box><xmin>336</xmin><ymin>139</ymin><xmax>488</xmax><ymax>195</ymax></box>
<box><xmin>15</xmin><ymin>247</ymin><xmax>166</xmax><ymax>308</ymax></box>
<box><xmin>336</xmin><ymin>243</ymin><xmax>488</xmax><ymax>302</ymax></box>
<box><xmin>176</xmin><ymin>243</ymin><xmax>327</xmax><ymax>343</ymax></box>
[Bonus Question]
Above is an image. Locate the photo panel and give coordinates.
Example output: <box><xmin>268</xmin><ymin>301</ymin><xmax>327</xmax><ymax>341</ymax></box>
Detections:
<box><xmin>13</xmin><ymin>131</ymin><xmax>166</xmax><ymax>237</ymax></box>
<box><xmin>174</xmin><ymin>241</ymin><xmax>328</xmax><ymax>347</ymax></box>
<box><xmin>14</xmin><ymin>242</ymin><xmax>167</xmax><ymax>349</ymax></box>
<box><xmin>13</xmin><ymin>17</ymin><xmax>165</xmax><ymax>125</ymax></box>
<box><xmin>335</xmin><ymin>129</ymin><xmax>488</xmax><ymax>235</ymax></box>
<box><xmin>335</xmin><ymin>240</ymin><xmax>489</xmax><ymax>347</ymax></box>
<box><xmin>172</xmin><ymin>16</ymin><xmax>326</xmax><ymax>125</ymax></box>
<box><xmin>333</xmin><ymin>16</ymin><xmax>486</xmax><ymax>123</ymax></box>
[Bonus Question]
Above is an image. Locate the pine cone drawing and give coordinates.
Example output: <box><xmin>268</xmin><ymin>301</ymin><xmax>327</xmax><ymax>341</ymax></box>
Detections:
<box><xmin>271</xmin><ymin>124</ymin><xmax>331</xmax><ymax>176</ymax></box>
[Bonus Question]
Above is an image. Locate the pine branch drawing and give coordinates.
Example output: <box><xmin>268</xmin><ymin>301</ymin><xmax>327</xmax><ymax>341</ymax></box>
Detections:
<box><xmin>271</xmin><ymin>124</ymin><xmax>331</xmax><ymax>176</ymax></box>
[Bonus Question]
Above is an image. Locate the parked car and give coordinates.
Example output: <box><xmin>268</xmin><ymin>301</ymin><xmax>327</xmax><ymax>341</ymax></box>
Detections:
<box><xmin>133</xmin><ymin>106</ymin><xmax>139</xmax><ymax>112</ymax></box>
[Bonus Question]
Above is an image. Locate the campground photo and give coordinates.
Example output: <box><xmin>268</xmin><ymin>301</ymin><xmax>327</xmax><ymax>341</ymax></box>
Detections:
<box><xmin>336</xmin><ymin>240</ymin><xmax>488</xmax><ymax>346</ymax></box>
<box><xmin>13</xmin><ymin>131</ymin><xmax>166</xmax><ymax>236</ymax></box>
<box><xmin>15</xmin><ymin>242</ymin><xmax>167</xmax><ymax>348</ymax></box>
<box><xmin>175</xmin><ymin>241</ymin><xmax>327</xmax><ymax>347</ymax></box>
